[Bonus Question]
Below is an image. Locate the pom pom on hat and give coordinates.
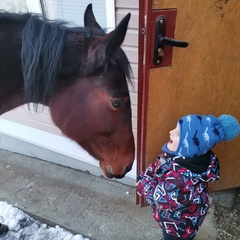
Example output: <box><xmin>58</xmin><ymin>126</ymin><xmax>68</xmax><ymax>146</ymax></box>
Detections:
<box><xmin>218</xmin><ymin>114</ymin><xmax>240</xmax><ymax>141</ymax></box>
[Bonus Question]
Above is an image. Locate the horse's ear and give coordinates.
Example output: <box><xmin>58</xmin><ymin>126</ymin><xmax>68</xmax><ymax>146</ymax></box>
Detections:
<box><xmin>104</xmin><ymin>13</ymin><xmax>131</xmax><ymax>56</ymax></box>
<box><xmin>84</xmin><ymin>3</ymin><xmax>102</xmax><ymax>29</ymax></box>
<box><xmin>91</xmin><ymin>13</ymin><xmax>131</xmax><ymax>56</ymax></box>
<box><xmin>86</xmin><ymin>13</ymin><xmax>131</xmax><ymax>71</ymax></box>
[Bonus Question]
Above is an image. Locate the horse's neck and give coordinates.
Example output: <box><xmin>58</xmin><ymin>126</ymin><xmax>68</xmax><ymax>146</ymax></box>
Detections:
<box><xmin>0</xmin><ymin>21</ymin><xmax>26</xmax><ymax>114</ymax></box>
<box><xmin>0</xmin><ymin>89</ymin><xmax>26</xmax><ymax>115</ymax></box>
<box><xmin>0</xmin><ymin>18</ymin><xmax>23</xmax><ymax>79</ymax></box>
<box><xmin>0</xmin><ymin>19</ymin><xmax>26</xmax><ymax>111</ymax></box>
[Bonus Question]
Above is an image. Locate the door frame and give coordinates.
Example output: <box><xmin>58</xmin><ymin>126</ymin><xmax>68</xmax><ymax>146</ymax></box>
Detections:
<box><xmin>137</xmin><ymin>0</ymin><xmax>152</xmax><ymax>206</ymax></box>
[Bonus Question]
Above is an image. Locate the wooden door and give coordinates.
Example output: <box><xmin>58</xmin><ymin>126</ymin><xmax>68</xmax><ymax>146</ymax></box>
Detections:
<box><xmin>137</xmin><ymin>0</ymin><xmax>240</xmax><ymax>203</ymax></box>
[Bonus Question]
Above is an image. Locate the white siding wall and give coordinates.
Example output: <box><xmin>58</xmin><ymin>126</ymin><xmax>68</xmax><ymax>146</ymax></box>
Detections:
<box><xmin>115</xmin><ymin>0</ymin><xmax>139</xmax><ymax>151</ymax></box>
<box><xmin>0</xmin><ymin>0</ymin><xmax>41</xmax><ymax>13</ymax></box>
<box><xmin>46</xmin><ymin>0</ymin><xmax>107</xmax><ymax>27</ymax></box>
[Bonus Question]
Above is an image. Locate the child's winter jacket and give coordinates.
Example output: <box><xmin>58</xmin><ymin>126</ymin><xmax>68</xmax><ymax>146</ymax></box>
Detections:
<box><xmin>136</xmin><ymin>151</ymin><xmax>220</xmax><ymax>239</ymax></box>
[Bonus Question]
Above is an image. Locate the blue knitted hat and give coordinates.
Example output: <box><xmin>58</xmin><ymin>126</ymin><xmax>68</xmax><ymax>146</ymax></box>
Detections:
<box><xmin>162</xmin><ymin>114</ymin><xmax>240</xmax><ymax>157</ymax></box>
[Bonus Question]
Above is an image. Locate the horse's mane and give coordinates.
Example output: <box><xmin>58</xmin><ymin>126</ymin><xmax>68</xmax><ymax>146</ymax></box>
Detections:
<box><xmin>21</xmin><ymin>13</ymin><xmax>69</xmax><ymax>103</ymax></box>
<box><xmin>0</xmin><ymin>11</ymin><xmax>29</xmax><ymax>22</ymax></box>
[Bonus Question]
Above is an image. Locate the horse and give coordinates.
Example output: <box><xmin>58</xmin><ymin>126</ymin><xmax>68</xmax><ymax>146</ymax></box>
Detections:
<box><xmin>0</xmin><ymin>4</ymin><xmax>135</xmax><ymax>179</ymax></box>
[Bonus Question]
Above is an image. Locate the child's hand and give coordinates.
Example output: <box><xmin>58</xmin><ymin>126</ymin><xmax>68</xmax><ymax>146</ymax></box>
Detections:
<box><xmin>136</xmin><ymin>180</ymin><xmax>143</xmax><ymax>196</ymax></box>
<box><xmin>137</xmin><ymin>191</ymin><xmax>142</xmax><ymax>196</ymax></box>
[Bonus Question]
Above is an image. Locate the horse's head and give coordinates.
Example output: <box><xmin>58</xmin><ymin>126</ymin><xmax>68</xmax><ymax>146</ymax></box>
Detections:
<box><xmin>49</xmin><ymin>4</ymin><xmax>135</xmax><ymax>178</ymax></box>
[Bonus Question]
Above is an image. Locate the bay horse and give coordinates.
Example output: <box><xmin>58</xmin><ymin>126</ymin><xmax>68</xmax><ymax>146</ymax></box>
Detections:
<box><xmin>0</xmin><ymin>4</ymin><xmax>135</xmax><ymax>179</ymax></box>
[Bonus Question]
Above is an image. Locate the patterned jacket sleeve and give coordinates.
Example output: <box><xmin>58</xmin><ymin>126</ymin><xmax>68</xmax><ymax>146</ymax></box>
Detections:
<box><xmin>136</xmin><ymin>158</ymin><xmax>162</xmax><ymax>205</ymax></box>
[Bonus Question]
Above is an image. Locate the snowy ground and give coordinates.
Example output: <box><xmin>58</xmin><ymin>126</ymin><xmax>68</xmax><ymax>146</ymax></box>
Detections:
<box><xmin>0</xmin><ymin>201</ymin><xmax>89</xmax><ymax>240</ymax></box>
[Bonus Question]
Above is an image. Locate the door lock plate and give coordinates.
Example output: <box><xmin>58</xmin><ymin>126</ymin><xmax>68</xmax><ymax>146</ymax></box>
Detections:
<box><xmin>150</xmin><ymin>9</ymin><xmax>188</xmax><ymax>68</ymax></box>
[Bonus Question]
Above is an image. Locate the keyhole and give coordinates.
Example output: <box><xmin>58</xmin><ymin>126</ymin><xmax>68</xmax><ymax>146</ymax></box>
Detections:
<box><xmin>158</xmin><ymin>48</ymin><xmax>164</xmax><ymax>57</ymax></box>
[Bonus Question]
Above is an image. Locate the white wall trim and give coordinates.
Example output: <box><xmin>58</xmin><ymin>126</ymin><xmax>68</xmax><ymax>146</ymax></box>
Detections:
<box><xmin>105</xmin><ymin>0</ymin><xmax>115</xmax><ymax>32</ymax></box>
<box><xmin>26</xmin><ymin>0</ymin><xmax>42</xmax><ymax>13</ymax></box>
<box><xmin>0</xmin><ymin>119</ymin><xmax>136</xmax><ymax>186</ymax></box>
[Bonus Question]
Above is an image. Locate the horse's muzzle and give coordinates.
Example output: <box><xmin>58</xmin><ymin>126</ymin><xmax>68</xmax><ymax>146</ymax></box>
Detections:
<box><xmin>106</xmin><ymin>163</ymin><xmax>133</xmax><ymax>179</ymax></box>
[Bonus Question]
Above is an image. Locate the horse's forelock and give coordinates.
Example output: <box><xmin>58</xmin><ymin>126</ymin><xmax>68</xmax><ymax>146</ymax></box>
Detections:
<box><xmin>84</xmin><ymin>47</ymin><xmax>132</xmax><ymax>86</ymax></box>
<box><xmin>110</xmin><ymin>48</ymin><xmax>133</xmax><ymax>85</ymax></box>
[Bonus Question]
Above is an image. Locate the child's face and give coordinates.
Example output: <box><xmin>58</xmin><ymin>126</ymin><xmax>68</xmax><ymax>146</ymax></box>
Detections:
<box><xmin>167</xmin><ymin>123</ymin><xmax>180</xmax><ymax>152</ymax></box>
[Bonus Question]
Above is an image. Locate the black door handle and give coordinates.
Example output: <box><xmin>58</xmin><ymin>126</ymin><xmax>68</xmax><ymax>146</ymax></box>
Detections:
<box><xmin>158</xmin><ymin>35</ymin><xmax>188</xmax><ymax>48</ymax></box>
<box><xmin>153</xmin><ymin>16</ymin><xmax>188</xmax><ymax>65</ymax></box>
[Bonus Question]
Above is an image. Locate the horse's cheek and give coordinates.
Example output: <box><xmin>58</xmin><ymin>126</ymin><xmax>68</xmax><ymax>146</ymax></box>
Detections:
<box><xmin>49</xmin><ymin>94</ymin><xmax>96</xmax><ymax>141</ymax></box>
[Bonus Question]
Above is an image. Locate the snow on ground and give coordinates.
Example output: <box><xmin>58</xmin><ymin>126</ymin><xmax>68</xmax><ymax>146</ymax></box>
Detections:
<box><xmin>0</xmin><ymin>201</ymin><xmax>89</xmax><ymax>240</ymax></box>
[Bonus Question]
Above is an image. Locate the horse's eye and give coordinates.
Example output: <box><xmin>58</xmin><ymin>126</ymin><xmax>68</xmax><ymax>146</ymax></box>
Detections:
<box><xmin>111</xmin><ymin>99</ymin><xmax>125</xmax><ymax>108</ymax></box>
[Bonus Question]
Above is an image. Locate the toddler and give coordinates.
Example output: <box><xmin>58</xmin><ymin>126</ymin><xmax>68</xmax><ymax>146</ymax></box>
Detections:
<box><xmin>137</xmin><ymin>114</ymin><xmax>240</xmax><ymax>240</ymax></box>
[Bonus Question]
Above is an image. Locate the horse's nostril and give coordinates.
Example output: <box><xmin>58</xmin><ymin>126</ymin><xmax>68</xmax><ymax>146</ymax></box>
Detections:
<box><xmin>107</xmin><ymin>166</ymin><xmax>113</xmax><ymax>178</ymax></box>
<box><xmin>125</xmin><ymin>163</ymin><xmax>133</xmax><ymax>173</ymax></box>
